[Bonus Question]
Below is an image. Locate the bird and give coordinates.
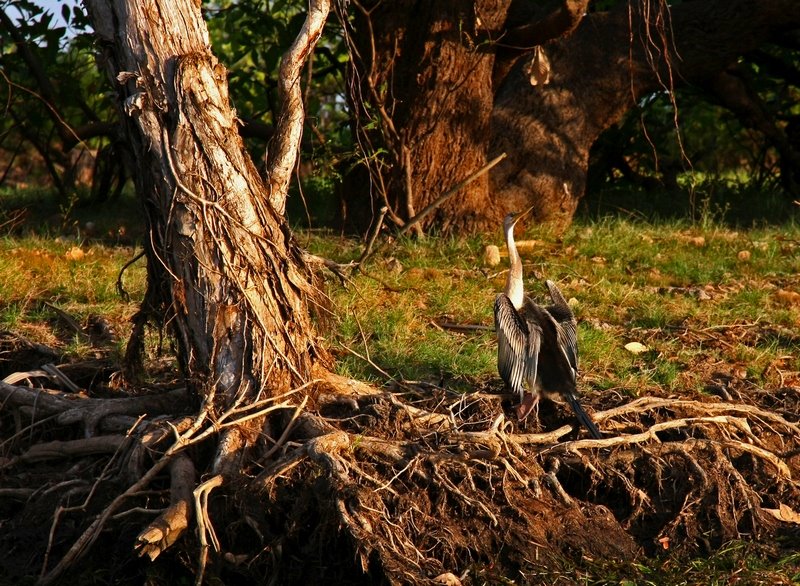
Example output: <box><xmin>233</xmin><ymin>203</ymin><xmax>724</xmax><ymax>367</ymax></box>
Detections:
<box><xmin>493</xmin><ymin>208</ymin><xmax>602</xmax><ymax>439</ymax></box>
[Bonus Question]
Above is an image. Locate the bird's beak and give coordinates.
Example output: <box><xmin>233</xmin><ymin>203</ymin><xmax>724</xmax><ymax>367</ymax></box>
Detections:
<box><xmin>511</xmin><ymin>204</ymin><xmax>536</xmax><ymax>226</ymax></box>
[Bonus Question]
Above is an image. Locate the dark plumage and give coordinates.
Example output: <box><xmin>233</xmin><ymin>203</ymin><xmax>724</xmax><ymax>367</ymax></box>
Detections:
<box><xmin>494</xmin><ymin>209</ymin><xmax>602</xmax><ymax>439</ymax></box>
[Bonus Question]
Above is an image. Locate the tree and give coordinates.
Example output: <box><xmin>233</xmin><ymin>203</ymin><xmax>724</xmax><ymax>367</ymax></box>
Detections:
<box><xmin>28</xmin><ymin>0</ymin><xmax>329</xmax><ymax>580</ymax></box>
<box><xmin>342</xmin><ymin>0</ymin><xmax>800</xmax><ymax>233</ymax></box>
<box><xmin>0</xmin><ymin>0</ymin><xmax>119</xmax><ymax>200</ymax></box>
<box><xmin>1</xmin><ymin>2</ymin><xmax>799</xmax><ymax>584</ymax></box>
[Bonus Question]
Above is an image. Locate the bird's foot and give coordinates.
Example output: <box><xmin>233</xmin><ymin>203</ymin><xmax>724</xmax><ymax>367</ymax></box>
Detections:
<box><xmin>516</xmin><ymin>393</ymin><xmax>539</xmax><ymax>421</ymax></box>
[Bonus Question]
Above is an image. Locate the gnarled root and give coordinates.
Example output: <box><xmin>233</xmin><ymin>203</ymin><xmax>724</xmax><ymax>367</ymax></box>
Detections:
<box><xmin>2</xmin><ymin>370</ymin><xmax>799</xmax><ymax>584</ymax></box>
<box><xmin>135</xmin><ymin>454</ymin><xmax>196</xmax><ymax>561</ymax></box>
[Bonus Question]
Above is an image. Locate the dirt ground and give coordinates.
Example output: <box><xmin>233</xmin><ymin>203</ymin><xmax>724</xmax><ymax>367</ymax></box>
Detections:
<box><xmin>1</xmin><ymin>331</ymin><xmax>799</xmax><ymax>585</ymax></box>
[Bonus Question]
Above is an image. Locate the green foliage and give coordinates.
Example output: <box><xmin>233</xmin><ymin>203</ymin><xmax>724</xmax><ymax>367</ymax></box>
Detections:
<box><xmin>588</xmin><ymin>40</ymin><xmax>800</xmax><ymax>224</ymax></box>
<box><xmin>0</xmin><ymin>0</ymin><xmax>117</xmax><ymax>200</ymax></box>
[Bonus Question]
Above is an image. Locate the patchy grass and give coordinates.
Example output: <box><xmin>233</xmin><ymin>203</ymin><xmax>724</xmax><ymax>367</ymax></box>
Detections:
<box><xmin>2</xmin><ymin>192</ymin><xmax>799</xmax><ymax>584</ymax></box>
<box><xmin>3</xmin><ymin>192</ymin><xmax>798</xmax><ymax>413</ymax></box>
<box><xmin>306</xmin><ymin>217</ymin><xmax>800</xmax><ymax>403</ymax></box>
<box><xmin>0</xmin><ymin>234</ymin><xmax>146</xmax><ymax>357</ymax></box>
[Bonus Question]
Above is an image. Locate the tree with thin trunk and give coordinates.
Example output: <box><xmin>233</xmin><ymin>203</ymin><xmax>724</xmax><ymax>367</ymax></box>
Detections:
<box><xmin>86</xmin><ymin>0</ymin><xmax>328</xmax><ymax>468</ymax></box>
<box><xmin>34</xmin><ymin>0</ymin><xmax>330</xmax><ymax>580</ymax></box>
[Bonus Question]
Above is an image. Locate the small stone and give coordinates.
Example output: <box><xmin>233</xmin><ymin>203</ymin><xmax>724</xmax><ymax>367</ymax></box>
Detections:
<box><xmin>434</xmin><ymin>572</ymin><xmax>462</xmax><ymax>586</ymax></box>
<box><xmin>65</xmin><ymin>247</ymin><xmax>85</xmax><ymax>261</ymax></box>
<box><xmin>624</xmin><ymin>341</ymin><xmax>649</xmax><ymax>354</ymax></box>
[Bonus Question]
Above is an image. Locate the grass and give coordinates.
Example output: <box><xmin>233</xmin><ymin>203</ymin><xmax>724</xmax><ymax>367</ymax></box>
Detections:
<box><xmin>0</xmin><ymin>188</ymin><xmax>146</xmax><ymax>353</ymax></box>
<box><xmin>2</xmin><ymin>188</ymin><xmax>800</xmax><ymax>583</ymax></box>
<box><xmin>3</xmin><ymin>188</ymin><xmax>796</xmax><ymax>397</ymax></box>
<box><xmin>303</xmin><ymin>215</ymin><xmax>800</xmax><ymax>399</ymax></box>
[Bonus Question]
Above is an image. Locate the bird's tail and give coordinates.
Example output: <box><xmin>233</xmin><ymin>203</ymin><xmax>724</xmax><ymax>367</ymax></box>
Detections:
<box><xmin>566</xmin><ymin>394</ymin><xmax>603</xmax><ymax>439</ymax></box>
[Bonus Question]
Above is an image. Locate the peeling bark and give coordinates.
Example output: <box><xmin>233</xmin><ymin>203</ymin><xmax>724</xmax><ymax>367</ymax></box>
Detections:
<box><xmin>84</xmin><ymin>0</ymin><xmax>327</xmax><ymax>425</ymax></box>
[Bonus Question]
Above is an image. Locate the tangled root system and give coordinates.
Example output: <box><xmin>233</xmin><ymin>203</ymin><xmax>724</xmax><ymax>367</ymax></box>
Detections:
<box><xmin>1</xmin><ymin>345</ymin><xmax>799</xmax><ymax>585</ymax></box>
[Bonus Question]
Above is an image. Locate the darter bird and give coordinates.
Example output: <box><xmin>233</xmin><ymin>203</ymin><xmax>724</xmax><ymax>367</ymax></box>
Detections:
<box><xmin>493</xmin><ymin>208</ymin><xmax>602</xmax><ymax>439</ymax></box>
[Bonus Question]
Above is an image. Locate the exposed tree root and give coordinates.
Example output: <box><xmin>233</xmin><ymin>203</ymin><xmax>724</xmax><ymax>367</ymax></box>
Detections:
<box><xmin>1</xmin><ymin>367</ymin><xmax>799</xmax><ymax>584</ymax></box>
<box><xmin>136</xmin><ymin>454</ymin><xmax>196</xmax><ymax>561</ymax></box>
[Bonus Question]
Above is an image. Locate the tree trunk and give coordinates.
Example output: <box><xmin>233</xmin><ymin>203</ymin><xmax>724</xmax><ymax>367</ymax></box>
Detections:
<box><xmin>85</xmin><ymin>0</ymin><xmax>327</xmax><ymax>472</ymax></box>
<box><xmin>345</xmin><ymin>0</ymin><xmax>800</xmax><ymax>234</ymax></box>
<box><xmin>341</xmin><ymin>0</ymin><xmax>511</xmax><ymax>234</ymax></box>
<box><xmin>491</xmin><ymin>0</ymin><xmax>800</xmax><ymax>228</ymax></box>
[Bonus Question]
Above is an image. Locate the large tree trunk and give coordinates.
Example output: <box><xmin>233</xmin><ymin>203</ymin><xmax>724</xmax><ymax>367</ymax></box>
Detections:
<box><xmin>341</xmin><ymin>0</ymin><xmax>511</xmax><ymax>234</ymax></box>
<box><xmin>345</xmin><ymin>0</ymin><xmax>800</xmax><ymax>234</ymax></box>
<box><xmin>85</xmin><ymin>0</ymin><xmax>327</xmax><ymax>472</ymax></box>
<box><xmin>490</xmin><ymin>0</ymin><xmax>800</xmax><ymax>228</ymax></box>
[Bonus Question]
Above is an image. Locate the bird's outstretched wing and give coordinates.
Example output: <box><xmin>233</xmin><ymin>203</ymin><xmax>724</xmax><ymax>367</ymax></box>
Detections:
<box><xmin>494</xmin><ymin>294</ymin><xmax>540</xmax><ymax>399</ymax></box>
<box><xmin>544</xmin><ymin>281</ymin><xmax>602</xmax><ymax>438</ymax></box>
<box><xmin>545</xmin><ymin>280</ymin><xmax>578</xmax><ymax>378</ymax></box>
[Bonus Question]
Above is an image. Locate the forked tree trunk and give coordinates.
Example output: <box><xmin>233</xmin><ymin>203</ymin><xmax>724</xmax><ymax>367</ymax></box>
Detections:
<box><xmin>85</xmin><ymin>0</ymin><xmax>327</xmax><ymax>471</ymax></box>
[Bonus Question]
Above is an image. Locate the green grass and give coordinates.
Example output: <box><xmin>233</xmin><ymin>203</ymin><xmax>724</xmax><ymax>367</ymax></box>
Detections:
<box><xmin>305</xmin><ymin>214</ymin><xmax>800</xmax><ymax>399</ymax></box>
<box><xmin>0</xmin><ymin>233</ymin><xmax>146</xmax><ymax>350</ymax></box>
<box><xmin>2</xmin><ymin>188</ymin><xmax>799</xmax><ymax>583</ymax></box>
<box><xmin>2</xmin><ymin>189</ymin><xmax>798</xmax><ymax>398</ymax></box>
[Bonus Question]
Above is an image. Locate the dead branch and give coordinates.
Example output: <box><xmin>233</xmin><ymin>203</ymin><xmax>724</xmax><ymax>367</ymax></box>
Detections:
<box><xmin>14</xmin><ymin>436</ymin><xmax>128</xmax><ymax>464</ymax></box>
<box><xmin>193</xmin><ymin>474</ymin><xmax>224</xmax><ymax>585</ymax></box>
<box><xmin>0</xmin><ymin>380</ymin><xmax>189</xmax><ymax>435</ymax></box>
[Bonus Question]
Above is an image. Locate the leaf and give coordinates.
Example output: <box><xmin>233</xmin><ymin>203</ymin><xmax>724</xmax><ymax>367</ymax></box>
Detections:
<box><xmin>624</xmin><ymin>341</ymin><xmax>649</xmax><ymax>354</ymax></box>
<box><xmin>775</xmin><ymin>289</ymin><xmax>800</xmax><ymax>307</ymax></box>
<box><xmin>65</xmin><ymin>247</ymin><xmax>85</xmax><ymax>261</ymax></box>
<box><xmin>763</xmin><ymin>503</ymin><xmax>800</xmax><ymax>524</ymax></box>
<box><xmin>527</xmin><ymin>46</ymin><xmax>551</xmax><ymax>86</ymax></box>
<box><xmin>483</xmin><ymin>245</ymin><xmax>500</xmax><ymax>267</ymax></box>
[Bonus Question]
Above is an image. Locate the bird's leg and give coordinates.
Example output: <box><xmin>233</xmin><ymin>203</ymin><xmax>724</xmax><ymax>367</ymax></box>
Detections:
<box><xmin>516</xmin><ymin>392</ymin><xmax>539</xmax><ymax>421</ymax></box>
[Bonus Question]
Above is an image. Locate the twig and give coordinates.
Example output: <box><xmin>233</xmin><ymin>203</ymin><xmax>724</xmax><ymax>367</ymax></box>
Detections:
<box><xmin>262</xmin><ymin>395</ymin><xmax>308</xmax><ymax>460</ymax></box>
<box><xmin>397</xmin><ymin>152</ymin><xmax>507</xmax><ymax>239</ymax></box>
<box><xmin>116</xmin><ymin>249</ymin><xmax>146</xmax><ymax>301</ymax></box>
<box><xmin>194</xmin><ymin>474</ymin><xmax>224</xmax><ymax>586</ymax></box>
<box><xmin>434</xmin><ymin>321</ymin><xmax>494</xmax><ymax>333</ymax></box>
<box><xmin>361</xmin><ymin>153</ymin><xmax>508</xmax><ymax>264</ymax></box>
<box><xmin>402</xmin><ymin>146</ymin><xmax>423</xmax><ymax>238</ymax></box>
<box><xmin>358</xmin><ymin>206</ymin><xmax>388</xmax><ymax>264</ymax></box>
<box><xmin>40</xmin><ymin>364</ymin><xmax>82</xmax><ymax>393</ymax></box>
<box><xmin>43</xmin><ymin>302</ymin><xmax>88</xmax><ymax>341</ymax></box>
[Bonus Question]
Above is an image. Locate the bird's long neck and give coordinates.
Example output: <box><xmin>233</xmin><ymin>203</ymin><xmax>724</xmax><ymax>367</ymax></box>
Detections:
<box><xmin>505</xmin><ymin>222</ymin><xmax>525</xmax><ymax>309</ymax></box>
